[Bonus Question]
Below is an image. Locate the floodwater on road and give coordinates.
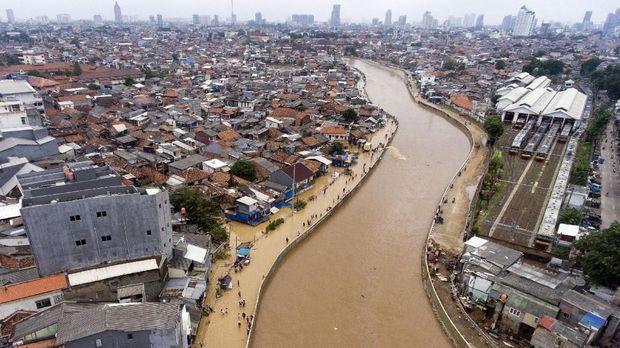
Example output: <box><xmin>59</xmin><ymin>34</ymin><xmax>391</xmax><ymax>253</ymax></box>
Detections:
<box><xmin>251</xmin><ymin>61</ymin><xmax>470</xmax><ymax>348</ymax></box>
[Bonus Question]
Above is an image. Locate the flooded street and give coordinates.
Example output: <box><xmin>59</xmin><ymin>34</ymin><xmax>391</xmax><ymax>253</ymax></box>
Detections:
<box><xmin>250</xmin><ymin>61</ymin><xmax>470</xmax><ymax>347</ymax></box>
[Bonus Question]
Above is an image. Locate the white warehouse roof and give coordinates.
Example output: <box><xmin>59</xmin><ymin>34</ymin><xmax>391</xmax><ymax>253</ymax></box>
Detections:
<box><xmin>542</xmin><ymin>88</ymin><xmax>587</xmax><ymax>121</ymax></box>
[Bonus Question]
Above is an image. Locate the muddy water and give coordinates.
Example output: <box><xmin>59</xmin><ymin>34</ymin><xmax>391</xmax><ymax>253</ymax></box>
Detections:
<box><xmin>251</xmin><ymin>61</ymin><xmax>469</xmax><ymax>347</ymax></box>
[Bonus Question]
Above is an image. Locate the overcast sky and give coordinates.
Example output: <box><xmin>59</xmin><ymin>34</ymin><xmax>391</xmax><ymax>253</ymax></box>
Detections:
<box><xmin>4</xmin><ymin>0</ymin><xmax>619</xmax><ymax>25</ymax></box>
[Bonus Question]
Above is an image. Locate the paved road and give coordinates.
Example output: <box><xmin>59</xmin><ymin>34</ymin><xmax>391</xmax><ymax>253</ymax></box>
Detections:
<box><xmin>601</xmin><ymin>122</ymin><xmax>620</xmax><ymax>228</ymax></box>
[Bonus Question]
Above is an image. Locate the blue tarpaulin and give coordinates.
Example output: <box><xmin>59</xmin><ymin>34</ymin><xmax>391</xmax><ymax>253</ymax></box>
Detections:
<box><xmin>237</xmin><ymin>247</ymin><xmax>251</xmax><ymax>258</ymax></box>
<box><xmin>579</xmin><ymin>312</ymin><xmax>606</xmax><ymax>330</ymax></box>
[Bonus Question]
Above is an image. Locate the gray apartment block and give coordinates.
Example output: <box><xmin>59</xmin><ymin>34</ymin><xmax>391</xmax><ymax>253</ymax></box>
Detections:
<box><xmin>18</xmin><ymin>161</ymin><xmax>173</xmax><ymax>276</ymax></box>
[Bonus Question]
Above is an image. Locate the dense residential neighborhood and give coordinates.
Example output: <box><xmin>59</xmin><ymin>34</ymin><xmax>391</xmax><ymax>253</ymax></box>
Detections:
<box><xmin>0</xmin><ymin>2</ymin><xmax>619</xmax><ymax>348</ymax></box>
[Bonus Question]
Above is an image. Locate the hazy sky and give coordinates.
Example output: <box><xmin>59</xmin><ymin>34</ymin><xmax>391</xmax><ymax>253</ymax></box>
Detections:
<box><xmin>4</xmin><ymin>0</ymin><xmax>619</xmax><ymax>25</ymax></box>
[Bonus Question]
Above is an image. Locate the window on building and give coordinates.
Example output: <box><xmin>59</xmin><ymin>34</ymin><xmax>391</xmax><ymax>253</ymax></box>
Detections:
<box><xmin>508</xmin><ymin>307</ymin><xmax>522</xmax><ymax>317</ymax></box>
<box><xmin>95</xmin><ymin>339</ymin><xmax>102</xmax><ymax>347</ymax></box>
<box><xmin>96</xmin><ymin>211</ymin><xmax>107</xmax><ymax>218</ymax></box>
<box><xmin>69</xmin><ymin>215</ymin><xmax>81</xmax><ymax>222</ymax></box>
<box><xmin>75</xmin><ymin>239</ymin><xmax>87</xmax><ymax>246</ymax></box>
<box><xmin>128</xmin><ymin>333</ymin><xmax>133</xmax><ymax>340</ymax></box>
<box><xmin>20</xmin><ymin>117</ymin><xmax>26</xmax><ymax>125</ymax></box>
<box><xmin>101</xmin><ymin>235</ymin><xmax>112</xmax><ymax>242</ymax></box>
<box><xmin>35</xmin><ymin>298</ymin><xmax>52</xmax><ymax>309</ymax></box>
<box><xmin>146</xmin><ymin>230</ymin><xmax>152</xmax><ymax>235</ymax></box>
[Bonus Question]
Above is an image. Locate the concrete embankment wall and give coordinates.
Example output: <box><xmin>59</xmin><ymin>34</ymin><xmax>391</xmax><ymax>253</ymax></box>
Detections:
<box><xmin>245</xmin><ymin>72</ymin><xmax>399</xmax><ymax>348</ymax></box>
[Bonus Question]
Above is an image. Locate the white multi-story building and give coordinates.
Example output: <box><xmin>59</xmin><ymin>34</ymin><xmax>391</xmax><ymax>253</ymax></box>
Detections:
<box><xmin>16</xmin><ymin>51</ymin><xmax>46</xmax><ymax>65</ymax></box>
<box><xmin>0</xmin><ymin>80</ymin><xmax>44</xmax><ymax>114</ymax></box>
<box><xmin>0</xmin><ymin>100</ymin><xmax>28</xmax><ymax>128</ymax></box>
<box><xmin>513</xmin><ymin>6</ymin><xmax>536</xmax><ymax>37</ymax></box>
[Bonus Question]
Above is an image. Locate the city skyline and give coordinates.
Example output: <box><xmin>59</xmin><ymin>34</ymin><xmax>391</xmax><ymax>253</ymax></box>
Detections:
<box><xmin>2</xmin><ymin>0</ymin><xmax>619</xmax><ymax>25</ymax></box>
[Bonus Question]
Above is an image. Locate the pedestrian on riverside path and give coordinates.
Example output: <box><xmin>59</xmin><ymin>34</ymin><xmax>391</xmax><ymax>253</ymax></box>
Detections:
<box><xmin>238</xmin><ymin>321</ymin><xmax>242</xmax><ymax>328</ymax></box>
<box><xmin>286</xmin><ymin>237</ymin><xmax>289</xmax><ymax>244</ymax></box>
<box><xmin>238</xmin><ymin>291</ymin><xmax>241</xmax><ymax>298</ymax></box>
<box><xmin>242</xmin><ymin>312</ymin><xmax>246</xmax><ymax>319</ymax></box>
<box><xmin>237</xmin><ymin>279</ymin><xmax>240</xmax><ymax>287</ymax></box>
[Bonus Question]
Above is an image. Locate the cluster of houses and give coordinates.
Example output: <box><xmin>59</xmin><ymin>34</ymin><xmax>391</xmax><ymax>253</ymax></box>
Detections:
<box><xmin>357</xmin><ymin>24</ymin><xmax>618</xmax><ymax>121</ymax></box>
<box><xmin>0</xmin><ymin>22</ymin><xmax>388</xmax><ymax>347</ymax></box>
<box><xmin>457</xmin><ymin>236</ymin><xmax>619</xmax><ymax>347</ymax></box>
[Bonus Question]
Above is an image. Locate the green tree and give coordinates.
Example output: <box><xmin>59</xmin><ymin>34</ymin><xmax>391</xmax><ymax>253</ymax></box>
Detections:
<box><xmin>522</xmin><ymin>58</ymin><xmax>564</xmax><ymax>76</ymax></box>
<box><xmin>581</xmin><ymin>57</ymin><xmax>601</xmax><ymax>76</ymax></box>
<box><xmin>558</xmin><ymin>207</ymin><xmax>583</xmax><ymax>225</ymax></box>
<box><xmin>87</xmin><ymin>83</ymin><xmax>100</xmax><ymax>90</ymax></box>
<box><xmin>483</xmin><ymin>116</ymin><xmax>504</xmax><ymax>143</ymax></box>
<box><xmin>124</xmin><ymin>77</ymin><xmax>136</xmax><ymax>86</ymax></box>
<box><xmin>574</xmin><ymin>223</ymin><xmax>620</xmax><ymax>288</ymax></box>
<box><xmin>495</xmin><ymin>60</ymin><xmax>506</xmax><ymax>70</ymax></box>
<box><xmin>72</xmin><ymin>62</ymin><xmax>82</xmax><ymax>76</ymax></box>
<box><xmin>329</xmin><ymin>142</ymin><xmax>345</xmax><ymax>155</ymax></box>
<box><xmin>230</xmin><ymin>160</ymin><xmax>257</xmax><ymax>181</ymax></box>
<box><xmin>345</xmin><ymin>46</ymin><xmax>357</xmax><ymax>56</ymax></box>
<box><xmin>142</xmin><ymin>67</ymin><xmax>157</xmax><ymax>79</ymax></box>
<box><xmin>170</xmin><ymin>187</ymin><xmax>228</xmax><ymax>243</ymax></box>
<box><xmin>342</xmin><ymin>107</ymin><xmax>358</xmax><ymax>122</ymax></box>
<box><xmin>0</xmin><ymin>53</ymin><xmax>20</xmax><ymax>66</ymax></box>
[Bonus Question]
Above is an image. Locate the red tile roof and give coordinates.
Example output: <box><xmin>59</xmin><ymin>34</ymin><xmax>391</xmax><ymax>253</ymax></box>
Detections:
<box><xmin>0</xmin><ymin>274</ymin><xmax>67</xmax><ymax>304</ymax></box>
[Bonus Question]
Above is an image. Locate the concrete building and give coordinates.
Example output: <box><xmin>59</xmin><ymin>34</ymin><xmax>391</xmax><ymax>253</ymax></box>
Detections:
<box><xmin>192</xmin><ymin>14</ymin><xmax>200</xmax><ymax>25</ymax></box>
<box><xmin>603</xmin><ymin>8</ymin><xmax>620</xmax><ymax>35</ymax></box>
<box><xmin>384</xmin><ymin>9</ymin><xmax>392</xmax><ymax>27</ymax></box>
<box><xmin>422</xmin><ymin>11</ymin><xmax>434</xmax><ymax>30</ymax></box>
<box><xmin>501</xmin><ymin>15</ymin><xmax>515</xmax><ymax>32</ymax></box>
<box><xmin>475</xmin><ymin>14</ymin><xmax>484</xmax><ymax>29</ymax></box>
<box><xmin>463</xmin><ymin>13</ymin><xmax>476</xmax><ymax>28</ymax></box>
<box><xmin>398</xmin><ymin>15</ymin><xmax>407</xmax><ymax>27</ymax></box>
<box><xmin>6</xmin><ymin>9</ymin><xmax>15</xmax><ymax>24</ymax></box>
<box><xmin>0</xmin><ymin>272</ymin><xmax>67</xmax><ymax>321</ymax></box>
<box><xmin>291</xmin><ymin>14</ymin><xmax>314</xmax><ymax>27</ymax></box>
<box><xmin>582</xmin><ymin>11</ymin><xmax>593</xmax><ymax>31</ymax></box>
<box><xmin>330</xmin><ymin>4</ymin><xmax>340</xmax><ymax>27</ymax></box>
<box><xmin>513</xmin><ymin>6</ymin><xmax>536</xmax><ymax>37</ymax></box>
<box><xmin>18</xmin><ymin>162</ymin><xmax>173</xmax><ymax>276</ymax></box>
<box><xmin>114</xmin><ymin>1</ymin><xmax>122</xmax><ymax>23</ymax></box>
<box><xmin>12</xmin><ymin>302</ymin><xmax>191</xmax><ymax>348</ymax></box>
<box><xmin>0</xmin><ymin>79</ymin><xmax>44</xmax><ymax>114</ymax></box>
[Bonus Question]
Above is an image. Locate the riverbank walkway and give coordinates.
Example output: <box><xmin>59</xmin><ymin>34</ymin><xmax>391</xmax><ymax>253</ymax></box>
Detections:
<box><xmin>194</xmin><ymin>117</ymin><xmax>398</xmax><ymax>348</ymax></box>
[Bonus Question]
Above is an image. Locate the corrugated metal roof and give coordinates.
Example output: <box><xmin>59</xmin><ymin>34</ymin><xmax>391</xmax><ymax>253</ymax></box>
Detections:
<box><xmin>68</xmin><ymin>258</ymin><xmax>158</xmax><ymax>286</ymax></box>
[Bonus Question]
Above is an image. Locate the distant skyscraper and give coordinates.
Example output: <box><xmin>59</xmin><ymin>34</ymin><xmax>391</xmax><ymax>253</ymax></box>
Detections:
<box><xmin>463</xmin><ymin>13</ymin><xmax>476</xmax><ymax>28</ymax></box>
<box><xmin>149</xmin><ymin>15</ymin><xmax>155</xmax><ymax>24</ymax></box>
<box><xmin>581</xmin><ymin>11</ymin><xmax>593</xmax><ymax>31</ymax></box>
<box><xmin>422</xmin><ymin>11</ymin><xmax>434</xmax><ymax>30</ymax></box>
<box><xmin>398</xmin><ymin>15</ymin><xmax>407</xmax><ymax>27</ymax></box>
<box><xmin>212</xmin><ymin>14</ymin><xmax>219</xmax><ymax>26</ymax></box>
<box><xmin>254</xmin><ymin>12</ymin><xmax>263</xmax><ymax>25</ymax></box>
<box><xmin>6</xmin><ymin>9</ymin><xmax>15</xmax><ymax>24</ymax></box>
<box><xmin>384</xmin><ymin>9</ymin><xmax>392</xmax><ymax>26</ymax></box>
<box><xmin>192</xmin><ymin>14</ymin><xmax>200</xmax><ymax>25</ymax></box>
<box><xmin>93</xmin><ymin>14</ymin><xmax>103</xmax><ymax>23</ymax></box>
<box><xmin>513</xmin><ymin>6</ymin><xmax>536</xmax><ymax>37</ymax></box>
<box><xmin>330</xmin><ymin>4</ymin><xmax>341</xmax><ymax>27</ymax></box>
<box><xmin>156</xmin><ymin>14</ymin><xmax>163</xmax><ymax>26</ymax></box>
<box><xmin>603</xmin><ymin>8</ymin><xmax>620</xmax><ymax>35</ymax></box>
<box><xmin>56</xmin><ymin>14</ymin><xmax>71</xmax><ymax>23</ymax></box>
<box><xmin>291</xmin><ymin>14</ymin><xmax>314</xmax><ymax>26</ymax></box>
<box><xmin>114</xmin><ymin>2</ymin><xmax>122</xmax><ymax>23</ymax></box>
<box><xmin>372</xmin><ymin>18</ymin><xmax>379</xmax><ymax>26</ymax></box>
<box><xmin>475</xmin><ymin>14</ymin><xmax>484</xmax><ymax>29</ymax></box>
<box><xmin>501</xmin><ymin>15</ymin><xmax>514</xmax><ymax>32</ymax></box>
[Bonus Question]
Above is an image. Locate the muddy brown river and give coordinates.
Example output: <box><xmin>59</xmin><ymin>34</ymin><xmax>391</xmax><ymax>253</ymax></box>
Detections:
<box><xmin>251</xmin><ymin>61</ymin><xmax>470</xmax><ymax>347</ymax></box>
